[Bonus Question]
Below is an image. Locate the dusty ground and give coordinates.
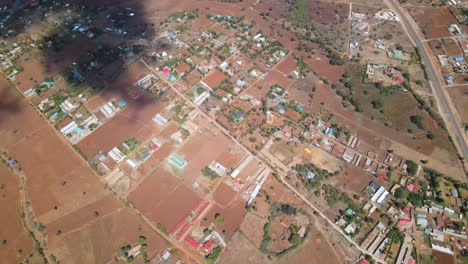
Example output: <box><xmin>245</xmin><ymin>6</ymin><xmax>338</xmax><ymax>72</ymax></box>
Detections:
<box><xmin>0</xmin><ymin>166</ymin><xmax>34</xmax><ymax>263</ymax></box>
<box><xmin>447</xmin><ymin>85</ymin><xmax>468</xmax><ymax>123</ymax></box>
<box><xmin>0</xmin><ymin>77</ymin><xmax>195</xmax><ymax>264</ymax></box>
<box><xmin>407</xmin><ymin>7</ymin><xmax>457</xmax><ymax>39</ymax></box>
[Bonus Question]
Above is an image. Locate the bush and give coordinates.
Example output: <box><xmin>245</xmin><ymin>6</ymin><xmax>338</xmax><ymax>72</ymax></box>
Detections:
<box><xmin>405</xmin><ymin>160</ymin><xmax>418</xmax><ymax>176</ymax></box>
<box><xmin>408</xmin><ymin>192</ymin><xmax>423</xmax><ymax>207</ymax></box>
<box><xmin>410</xmin><ymin>115</ymin><xmax>424</xmax><ymax>129</ymax></box>
<box><xmin>202</xmin><ymin>167</ymin><xmax>218</xmax><ymax>180</ymax></box>
<box><xmin>395</xmin><ymin>187</ymin><xmax>409</xmax><ymax>199</ymax></box>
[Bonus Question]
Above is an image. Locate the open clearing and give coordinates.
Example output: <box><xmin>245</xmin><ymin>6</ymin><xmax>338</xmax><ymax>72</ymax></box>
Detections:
<box><xmin>447</xmin><ymin>85</ymin><xmax>468</xmax><ymax>123</ymax></box>
<box><xmin>0</xmin><ymin>166</ymin><xmax>34</xmax><ymax>263</ymax></box>
<box><xmin>0</xmin><ymin>76</ymin><xmax>192</xmax><ymax>264</ymax></box>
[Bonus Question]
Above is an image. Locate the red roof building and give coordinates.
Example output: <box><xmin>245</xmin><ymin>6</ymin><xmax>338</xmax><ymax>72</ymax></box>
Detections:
<box><xmin>185</xmin><ymin>236</ymin><xmax>200</xmax><ymax>249</ymax></box>
<box><xmin>202</xmin><ymin>240</ymin><xmax>212</xmax><ymax>251</ymax></box>
<box><xmin>359</xmin><ymin>260</ymin><xmax>369</xmax><ymax>264</ymax></box>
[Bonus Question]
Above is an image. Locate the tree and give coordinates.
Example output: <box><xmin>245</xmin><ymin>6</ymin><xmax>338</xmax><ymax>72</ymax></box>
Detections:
<box><xmin>214</xmin><ymin>213</ymin><xmax>224</xmax><ymax>223</ymax></box>
<box><xmin>405</xmin><ymin>160</ymin><xmax>418</xmax><ymax>176</ymax></box>
<box><xmin>408</xmin><ymin>192</ymin><xmax>423</xmax><ymax>207</ymax></box>
<box><xmin>202</xmin><ymin>167</ymin><xmax>218</xmax><ymax>180</ymax></box>
<box><xmin>205</xmin><ymin>246</ymin><xmax>222</xmax><ymax>263</ymax></box>
<box><xmin>388</xmin><ymin>228</ymin><xmax>404</xmax><ymax>243</ymax></box>
<box><xmin>395</xmin><ymin>187</ymin><xmax>409</xmax><ymax>199</ymax></box>
<box><xmin>410</xmin><ymin>115</ymin><xmax>424</xmax><ymax>129</ymax></box>
<box><xmin>289</xmin><ymin>233</ymin><xmax>302</xmax><ymax>245</ymax></box>
<box><xmin>426</xmin><ymin>133</ymin><xmax>434</xmax><ymax>140</ymax></box>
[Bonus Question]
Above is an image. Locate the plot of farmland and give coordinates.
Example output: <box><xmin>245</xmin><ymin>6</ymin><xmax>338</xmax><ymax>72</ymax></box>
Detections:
<box><xmin>409</xmin><ymin>7</ymin><xmax>457</xmax><ymax>39</ymax></box>
<box><xmin>128</xmin><ymin>167</ymin><xmax>202</xmax><ymax>232</ymax></box>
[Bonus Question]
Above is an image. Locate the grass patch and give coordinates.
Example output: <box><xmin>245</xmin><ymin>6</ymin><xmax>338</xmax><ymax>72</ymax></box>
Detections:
<box><xmin>292</xmin><ymin>0</ymin><xmax>311</xmax><ymax>28</ymax></box>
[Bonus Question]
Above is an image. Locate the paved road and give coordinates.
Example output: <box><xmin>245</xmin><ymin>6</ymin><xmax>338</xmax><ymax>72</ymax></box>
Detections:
<box><xmin>385</xmin><ymin>0</ymin><xmax>468</xmax><ymax>161</ymax></box>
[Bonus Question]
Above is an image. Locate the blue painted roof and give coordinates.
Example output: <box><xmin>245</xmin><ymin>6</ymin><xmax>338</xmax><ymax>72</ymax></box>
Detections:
<box><xmin>119</xmin><ymin>101</ymin><xmax>126</xmax><ymax>106</ymax></box>
<box><xmin>234</xmin><ymin>112</ymin><xmax>244</xmax><ymax>120</ymax></box>
<box><xmin>236</xmin><ymin>80</ymin><xmax>246</xmax><ymax>86</ymax></box>
<box><xmin>454</xmin><ymin>57</ymin><xmax>464</xmax><ymax>61</ymax></box>
<box><xmin>170</xmin><ymin>75</ymin><xmax>177</xmax><ymax>81</ymax></box>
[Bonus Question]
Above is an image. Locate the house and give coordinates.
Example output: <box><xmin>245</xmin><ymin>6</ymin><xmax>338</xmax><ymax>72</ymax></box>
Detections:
<box><xmin>450</xmin><ymin>188</ymin><xmax>459</xmax><ymax>197</ymax></box>
<box><xmin>185</xmin><ymin>236</ymin><xmax>200</xmax><ymax>249</ymax></box>
<box><xmin>344</xmin><ymin>222</ymin><xmax>358</xmax><ymax>234</ymax></box>
<box><xmin>233</xmin><ymin>111</ymin><xmax>244</xmax><ymax>121</ymax></box>
<box><xmin>374</xmin><ymin>40</ymin><xmax>385</xmax><ymax>50</ymax></box>
<box><xmin>202</xmin><ymin>240</ymin><xmax>212</xmax><ymax>252</ymax></box>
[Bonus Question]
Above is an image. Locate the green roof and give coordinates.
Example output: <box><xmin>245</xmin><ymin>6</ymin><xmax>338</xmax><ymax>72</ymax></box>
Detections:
<box><xmin>169</xmin><ymin>153</ymin><xmax>187</xmax><ymax>168</ymax></box>
<box><xmin>393</xmin><ymin>49</ymin><xmax>403</xmax><ymax>58</ymax></box>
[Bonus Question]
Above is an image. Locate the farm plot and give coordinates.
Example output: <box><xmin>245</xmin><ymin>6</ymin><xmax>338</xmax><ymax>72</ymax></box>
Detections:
<box><xmin>128</xmin><ymin>167</ymin><xmax>201</xmax><ymax>232</ymax></box>
<box><xmin>77</xmin><ymin>93</ymin><xmax>167</xmax><ymax>158</ymax></box>
<box><xmin>408</xmin><ymin>7</ymin><xmax>457</xmax><ymax>39</ymax></box>
<box><xmin>0</xmin><ymin>75</ymin><xmax>179</xmax><ymax>264</ymax></box>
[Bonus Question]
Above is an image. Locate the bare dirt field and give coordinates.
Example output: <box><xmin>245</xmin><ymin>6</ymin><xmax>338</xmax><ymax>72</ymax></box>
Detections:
<box><xmin>239</xmin><ymin>212</ymin><xmax>267</xmax><ymax>248</ymax></box>
<box><xmin>429</xmin><ymin>40</ymin><xmax>445</xmax><ymax>56</ymax></box>
<box><xmin>213</xmin><ymin>182</ymin><xmax>237</xmax><ymax>207</ymax></box>
<box><xmin>177</xmin><ymin>122</ymin><xmax>243</xmax><ymax>186</ymax></box>
<box><xmin>433</xmin><ymin>250</ymin><xmax>456</xmax><ymax>264</ymax></box>
<box><xmin>305</xmin><ymin>53</ymin><xmax>345</xmax><ymax>83</ymax></box>
<box><xmin>77</xmin><ymin>93</ymin><xmax>167</xmax><ymax>157</ymax></box>
<box><xmin>8</xmin><ymin>126</ymin><xmax>110</xmax><ymax>222</ymax></box>
<box><xmin>277</xmin><ymin>226</ymin><xmax>343</xmax><ymax>264</ymax></box>
<box><xmin>303</xmin><ymin>146</ymin><xmax>344</xmax><ymax>172</ymax></box>
<box><xmin>331</xmin><ymin>164</ymin><xmax>391</xmax><ymax>197</ymax></box>
<box><xmin>219</xmin><ymin>231</ymin><xmax>271</xmax><ymax>264</ymax></box>
<box><xmin>0</xmin><ymin>166</ymin><xmax>34</xmax><ymax>263</ymax></box>
<box><xmin>47</xmin><ymin>207</ymin><xmax>170</xmax><ymax>264</ymax></box>
<box><xmin>408</xmin><ymin>7</ymin><xmax>457</xmax><ymax>39</ymax></box>
<box><xmin>447</xmin><ymin>85</ymin><xmax>468</xmax><ymax>123</ymax></box>
<box><xmin>14</xmin><ymin>54</ymin><xmax>57</xmax><ymax>93</ymax></box>
<box><xmin>0</xmin><ymin>77</ymin><xmax>186</xmax><ymax>264</ymax></box>
<box><xmin>442</xmin><ymin>38</ymin><xmax>463</xmax><ymax>57</ymax></box>
<box><xmin>128</xmin><ymin>167</ymin><xmax>201</xmax><ymax>232</ymax></box>
<box><xmin>204</xmin><ymin>197</ymin><xmax>246</xmax><ymax>240</ymax></box>
<box><xmin>275</xmin><ymin>55</ymin><xmax>297</xmax><ymax>75</ymax></box>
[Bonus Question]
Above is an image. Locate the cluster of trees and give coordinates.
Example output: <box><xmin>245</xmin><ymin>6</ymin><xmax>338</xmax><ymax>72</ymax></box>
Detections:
<box><xmin>410</xmin><ymin>115</ymin><xmax>424</xmax><ymax>130</ymax></box>
<box><xmin>202</xmin><ymin>167</ymin><xmax>219</xmax><ymax>180</ymax></box>
<box><xmin>293</xmin><ymin>162</ymin><xmax>336</xmax><ymax>190</ymax></box>
<box><xmin>395</xmin><ymin>187</ymin><xmax>423</xmax><ymax>207</ymax></box>
<box><xmin>325</xmin><ymin>48</ymin><xmax>344</xmax><ymax>65</ymax></box>
<box><xmin>205</xmin><ymin>246</ymin><xmax>222</xmax><ymax>263</ymax></box>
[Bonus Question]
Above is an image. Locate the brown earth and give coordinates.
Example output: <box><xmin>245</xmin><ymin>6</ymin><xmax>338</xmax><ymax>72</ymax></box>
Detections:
<box><xmin>0</xmin><ymin>166</ymin><xmax>34</xmax><ymax>263</ymax></box>
<box><xmin>128</xmin><ymin>167</ymin><xmax>201</xmax><ymax>232</ymax></box>
<box><xmin>213</xmin><ymin>182</ymin><xmax>237</xmax><ymax>207</ymax></box>
<box><xmin>447</xmin><ymin>85</ymin><xmax>468</xmax><ymax>123</ymax></box>
<box><xmin>408</xmin><ymin>7</ymin><xmax>457</xmax><ymax>39</ymax></box>
<box><xmin>0</xmin><ymin>77</ymin><xmax>194</xmax><ymax>264</ymax></box>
